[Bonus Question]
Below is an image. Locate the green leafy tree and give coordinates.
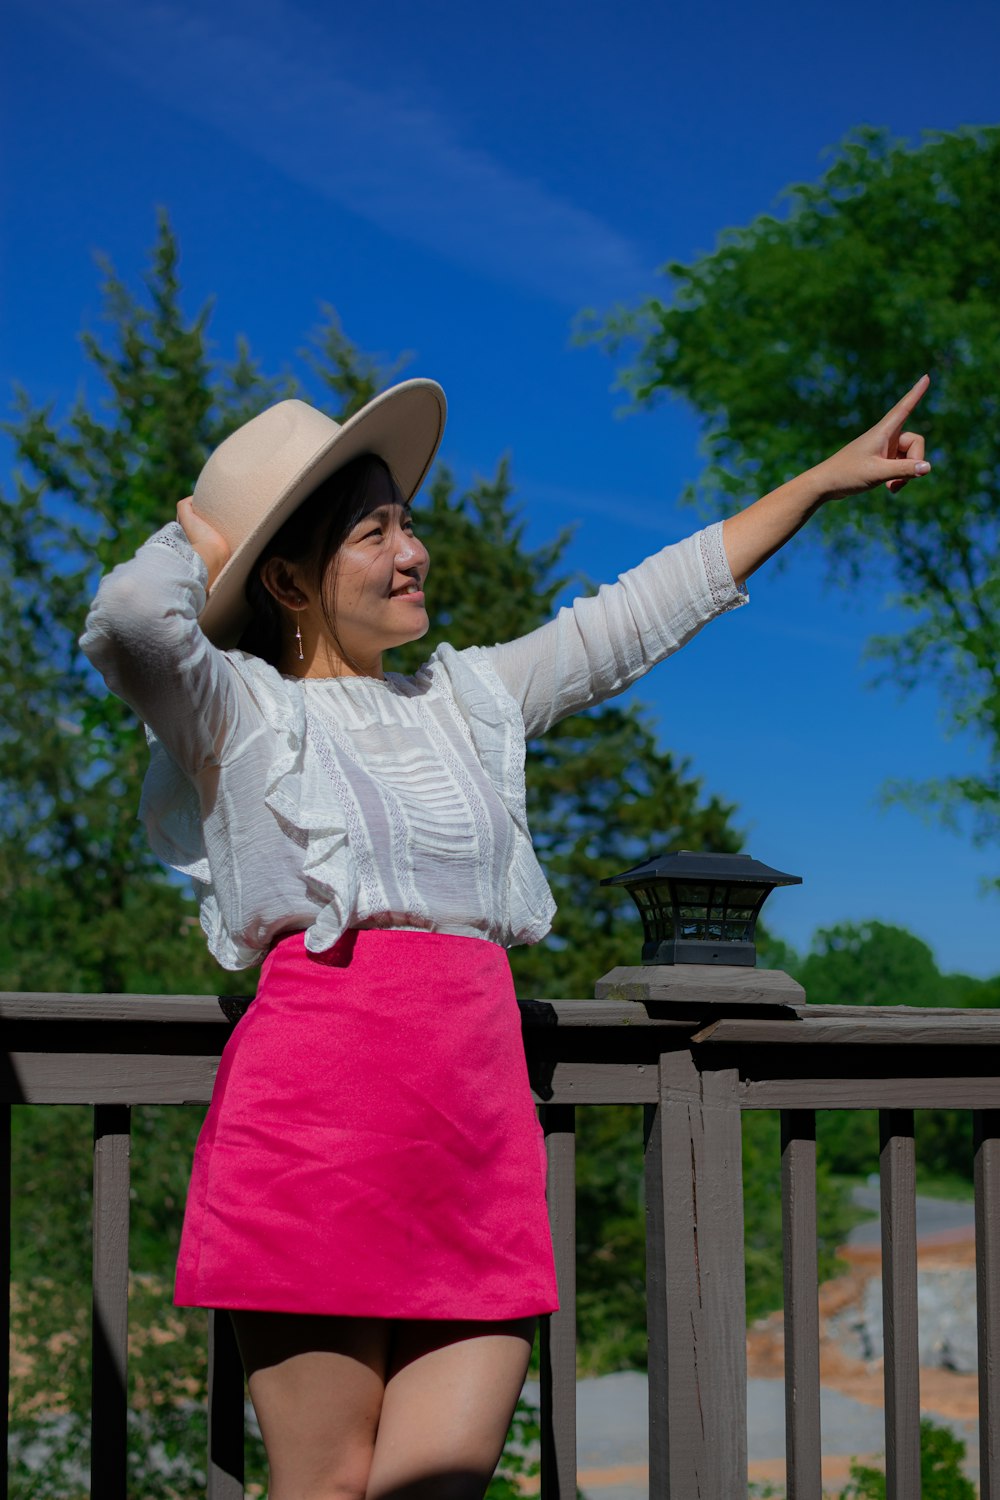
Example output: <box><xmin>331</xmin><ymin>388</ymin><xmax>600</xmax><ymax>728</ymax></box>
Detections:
<box><xmin>798</xmin><ymin>920</ymin><xmax>944</xmax><ymax>1008</ymax></box>
<box><xmin>594</xmin><ymin>125</ymin><xmax>1000</xmax><ymax>870</ymax></box>
<box><xmin>798</xmin><ymin>918</ymin><xmax>1000</xmax><ymax>1010</ymax></box>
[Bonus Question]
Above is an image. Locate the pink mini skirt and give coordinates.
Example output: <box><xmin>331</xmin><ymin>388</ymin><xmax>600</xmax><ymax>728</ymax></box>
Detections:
<box><xmin>174</xmin><ymin>929</ymin><xmax>558</xmax><ymax>1319</ymax></box>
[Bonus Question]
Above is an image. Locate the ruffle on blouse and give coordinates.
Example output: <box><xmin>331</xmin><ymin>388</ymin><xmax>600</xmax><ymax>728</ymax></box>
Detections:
<box><xmin>227</xmin><ymin>652</ymin><xmax>361</xmax><ymax>958</ymax></box>
<box><xmin>139</xmin><ymin>734</ymin><xmax>244</xmax><ymax>966</ymax></box>
<box><xmin>423</xmin><ymin>644</ymin><xmax>556</xmax><ymax>945</ymax></box>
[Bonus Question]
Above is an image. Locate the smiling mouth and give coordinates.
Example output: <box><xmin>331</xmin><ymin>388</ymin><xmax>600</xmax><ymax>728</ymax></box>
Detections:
<box><xmin>390</xmin><ymin>581</ymin><xmax>423</xmax><ymax>598</ymax></box>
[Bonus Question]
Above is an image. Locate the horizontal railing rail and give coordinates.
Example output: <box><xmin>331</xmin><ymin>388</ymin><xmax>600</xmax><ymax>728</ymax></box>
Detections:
<box><xmin>4</xmin><ymin>981</ymin><xmax>1000</xmax><ymax>1499</ymax></box>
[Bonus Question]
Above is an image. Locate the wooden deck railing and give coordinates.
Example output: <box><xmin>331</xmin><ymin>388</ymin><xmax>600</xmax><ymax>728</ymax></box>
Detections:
<box><xmin>3</xmin><ymin>968</ymin><xmax>1000</xmax><ymax>1500</ymax></box>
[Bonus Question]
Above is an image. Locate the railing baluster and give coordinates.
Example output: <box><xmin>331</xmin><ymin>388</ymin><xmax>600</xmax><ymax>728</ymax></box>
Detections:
<box><xmin>91</xmin><ymin>1103</ymin><xmax>131</xmax><ymax>1500</ymax></box>
<box><xmin>879</xmin><ymin>1108</ymin><xmax>920</xmax><ymax>1500</ymax></box>
<box><xmin>539</xmin><ymin>1104</ymin><xmax>576</xmax><ymax>1500</ymax></box>
<box><xmin>975</xmin><ymin>1109</ymin><xmax>1000</xmax><ymax>1500</ymax></box>
<box><xmin>208</xmin><ymin>1309</ymin><xmax>245</xmax><ymax>1499</ymax></box>
<box><xmin>1</xmin><ymin>1104</ymin><xmax>10</xmax><ymax>1500</ymax></box>
<box><xmin>781</xmin><ymin>1109</ymin><xmax>821</xmax><ymax>1500</ymax></box>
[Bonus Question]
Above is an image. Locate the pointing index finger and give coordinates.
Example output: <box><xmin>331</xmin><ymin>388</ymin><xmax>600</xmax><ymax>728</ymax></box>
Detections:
<box><xmin>882</xmin><ymin>373</ymin><xmax>930</xmax><ymax>429</ymax></box>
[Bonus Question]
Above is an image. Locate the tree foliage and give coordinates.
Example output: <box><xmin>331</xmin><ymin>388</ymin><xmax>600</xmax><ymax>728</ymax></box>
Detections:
<box><xmin>594</xmin><ymin>126</ymin><xmax>1000</xmax><ymax>867</ymax></box>
<box><xmin>798</xmin><ymin>918</ymin><xmax>1000</xmax><ymax>1010</ymax></box>
<box><xmin>799</xmin><ymin>919</ymin><xmax>950</xmax><ymax>1008</ymax></box>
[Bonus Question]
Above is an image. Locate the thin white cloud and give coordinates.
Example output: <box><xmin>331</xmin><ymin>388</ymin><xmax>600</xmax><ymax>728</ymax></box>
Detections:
<box><xmin>522</xmin><ymin>477</ymin><xmax>687</xmax><ymax>537</ymax></box>
<box><xmin>28</xmin><ymin>0</ymin><xmax>652</xmax><ymax>306</ymax></box>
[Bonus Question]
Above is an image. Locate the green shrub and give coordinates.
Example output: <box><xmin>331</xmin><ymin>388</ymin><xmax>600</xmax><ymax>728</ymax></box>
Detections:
<box><xmin>837</xmin><ymin>1418</ymin><xmax>975</xmax><ymax>1500</ymax></box>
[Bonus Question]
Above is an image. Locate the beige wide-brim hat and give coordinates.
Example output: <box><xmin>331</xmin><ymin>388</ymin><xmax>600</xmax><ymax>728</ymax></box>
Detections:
<box><xmin>195</xmin><ymin>378</ymin><xmax>447</xmax><ymax>647</ymax></box>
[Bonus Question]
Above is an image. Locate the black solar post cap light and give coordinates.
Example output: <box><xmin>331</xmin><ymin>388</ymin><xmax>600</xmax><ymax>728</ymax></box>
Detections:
<box><xmin>601</xmin><ymin>850</ymin><xmax>802</xmax><ymax>967</ymax></box>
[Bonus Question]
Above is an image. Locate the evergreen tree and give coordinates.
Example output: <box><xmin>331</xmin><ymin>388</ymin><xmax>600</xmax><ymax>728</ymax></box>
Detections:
<box><xmin>0</xmin><ymin>215</ymin><xmax>277</xmax><ymax>996</ymax></box>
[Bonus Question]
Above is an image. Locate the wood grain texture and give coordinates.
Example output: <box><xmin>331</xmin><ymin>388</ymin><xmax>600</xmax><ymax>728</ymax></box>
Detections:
<box><xmin>879</xmin><ymin>1111</ymin><xmax>920</xmax><ymax>1500</ymax></box>
<box><xmin>781</xmin><ymin>1112</ymin><xmax>822</xmax><ymax>1500</ymax></box>
<box><xmin>804</xmin><ymin>1003</ymin><xmax>1000</xmax><ymax>1019</ymax></box>
<box><xmin>0</xmin><ymin>1051</ymin><xmax>224</xmax><ymax>1104</ymax></box>
<box><xmin>521</xmin><ymin>999</ymin><xmax>698</xmax><ymax>1029</ymax></box>
<box><xmin>0</xmin><ymin>992</ymin><xmax>248</xmax><ymax>1023</ymax></box>
<box><xmin>90</xmin><ymin>1105</ymin><xmax>131</xmax><ymax>1500</ymax></box>
<box><xmin>208</xmin><ymin>1311</ymin><xmax>245</xmax><ymax>1500</ymax></box>
<box><xmin>695</xmin><ymin>1015</ymin><xmax>1000</xmax><ymax>1046</ymax></box>
<box><xmin>529</xmin><ymin>1061</ymin><xmax>658</xmax><ymax>1105</ymax></box>
<box><xmin>739</xmin><ymin>1076</ymin><xmax>1000</xmax><ymax>1109</ymax></box>
<box><xmin>646</xmin><ymin>1051</ymin><xmax>747</xmax><ymax>1499</ymax></box>
<box><xmin>975</xmin><ymin>1111</ymin><xmax>1000</xmax><ymax>1500</ymax></box>
<box><xmin>595</xmin><ymin>964</ymin><xmax>804</xmax><ymax>1007</ymax></box>
<box><xmin>539</xmin><ymin>1106</ymin><xmax>576</xmax><ymax>1500</ymax></box>
<box><xmin>4</xmin><ymin>988</ymin><xmax>998</xmax><ymax>1025</ymax></box>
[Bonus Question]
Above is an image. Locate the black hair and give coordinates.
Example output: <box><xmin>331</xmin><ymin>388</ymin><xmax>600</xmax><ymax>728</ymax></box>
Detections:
<box><xmin>238</xmin><ymin>452</ymin><xmax>404</xmax><ymax>667</ymax></box>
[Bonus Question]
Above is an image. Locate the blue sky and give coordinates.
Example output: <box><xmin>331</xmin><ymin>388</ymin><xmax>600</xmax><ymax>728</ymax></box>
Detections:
<box><xmin>3</xmin><ymin>0</ymin><xmax>998</xmax><ymax>976</ymax></box>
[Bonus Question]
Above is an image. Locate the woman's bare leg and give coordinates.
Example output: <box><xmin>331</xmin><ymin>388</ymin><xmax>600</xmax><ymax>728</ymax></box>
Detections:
<box><xmin>230</xmin><ymin>1311</ymin><xmax>391</xmax><ymax>1500</ymax></box>
<box><xmin>366</xmin><ymin>1317</ymin><xmax>536</xmax><ymax>1500</ymax></box>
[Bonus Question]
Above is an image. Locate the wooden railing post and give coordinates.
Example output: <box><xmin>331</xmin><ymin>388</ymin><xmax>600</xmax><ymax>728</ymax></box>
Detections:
<box><xmin>879</xmin><ymin>1109</ymin><xmax>920</xmax><ymax>1500</ymax></box>
<box><xmin>781</xmin><ymin>1109</ymin><xmax>822</xmax><ymax>1500</ymax></box>
<box><xmin>91</xmin><ymin>1103</ymin><xmax>131</xmax><ymax>1500</ymax></box>
<box><xmin>208</xmin><ymin>1309</ymin><xmax>245</xmax><ymax>1499</ymax></box>
<box><xmin>975</xmin><ymin>1110</ymin><xmax>1000</xmax><ymax>1500</ymax></box>
<box><xmin>645</xmin><ymin>1047</ymin><xmax>747</xmax><ymax>1499</ymax></box>
<box><xmin>538</xmin><ymin>1104</ymin><xmax>576</xmax><ymax>1500</ymax></box>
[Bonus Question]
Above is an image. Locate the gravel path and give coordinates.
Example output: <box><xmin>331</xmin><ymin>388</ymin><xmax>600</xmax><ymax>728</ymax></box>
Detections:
<box><xmin>847</xmin><ymin>1184</ymin><xmax>975</xmax><ymax>1246</ymax></box>
<box><xmin>523</xmin><ymin>1371</ymin><xmax>979</xmax><ymax>1499</ymax></box>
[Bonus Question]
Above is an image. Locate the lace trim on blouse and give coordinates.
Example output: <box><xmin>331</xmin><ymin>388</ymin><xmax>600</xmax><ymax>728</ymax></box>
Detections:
<box><xmin>699</xmin><ymin>522</ymin><xmax>749</xmax><ymax>613</ymax></box>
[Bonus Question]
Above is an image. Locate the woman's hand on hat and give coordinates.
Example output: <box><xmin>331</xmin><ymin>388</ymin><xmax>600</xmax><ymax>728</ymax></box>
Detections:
<box><xmin>812</xmin><ymin>374</ymin><xmax>932</xmax><ymax>502</ymax></box>
<box><xmin>177</xmin><ymin>498</ymin><xmax>231</xmax><ymax>589</ymax></box>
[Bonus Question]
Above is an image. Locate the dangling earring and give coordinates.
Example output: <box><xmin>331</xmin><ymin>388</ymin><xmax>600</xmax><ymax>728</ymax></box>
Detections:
<box><xmin>295</xmin><ymin>619</ymin><xmax>304</xmax><ymax>661</ymax></box>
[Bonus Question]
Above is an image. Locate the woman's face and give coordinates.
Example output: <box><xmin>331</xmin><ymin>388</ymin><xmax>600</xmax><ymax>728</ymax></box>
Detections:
<box><xmin>320</xmin><ymin>463</ymin><xmax>430</xmax><ymax>667</ymax></box>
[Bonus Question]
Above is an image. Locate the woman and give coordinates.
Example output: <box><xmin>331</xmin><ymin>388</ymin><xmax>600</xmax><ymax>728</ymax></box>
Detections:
<box><xmin>81</xmin><ymin>374</ymin><xmax>930</xmax><ymax>1500</ymax></box>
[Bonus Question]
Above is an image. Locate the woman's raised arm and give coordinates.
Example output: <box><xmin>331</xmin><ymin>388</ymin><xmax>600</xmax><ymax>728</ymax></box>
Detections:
<box><xmin>481</xmin><ymin>377</ymin><xmax>932</xmax><ymax>738</ymax></box>
<box><xmin>79</xmin><ymin>513</ymin><xmax>250</xmax><ymax>778</ymax></box>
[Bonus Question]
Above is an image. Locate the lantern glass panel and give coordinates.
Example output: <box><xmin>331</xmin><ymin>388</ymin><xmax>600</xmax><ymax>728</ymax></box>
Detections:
<box><xmin>735</xmin><ymin>886</ymin><xmax>767</xmax><ymax>907</ymax></box>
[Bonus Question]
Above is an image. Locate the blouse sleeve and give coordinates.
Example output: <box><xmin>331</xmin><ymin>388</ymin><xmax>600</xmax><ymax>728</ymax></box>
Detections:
<box><xmin>79</xmin><ymin>523</ymin><xmax>256</xmax><ymax>775</ymax></box>
<box><xmin>480</xmin><ymin>522</ymin><xmax>748</xmax><ymax>739</ymax></box>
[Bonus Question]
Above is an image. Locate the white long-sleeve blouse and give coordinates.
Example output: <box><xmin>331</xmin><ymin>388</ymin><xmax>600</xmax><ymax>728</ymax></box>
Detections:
<box><xmin>80</xmin><ymin>521</ymin><xmax>747</xmax><ymax>969</ymax></box>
